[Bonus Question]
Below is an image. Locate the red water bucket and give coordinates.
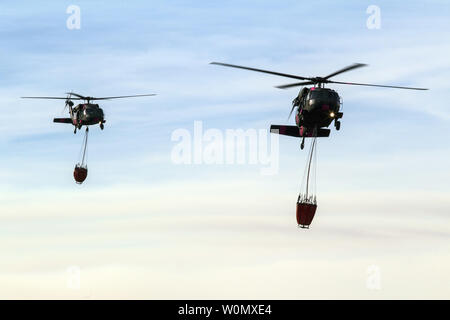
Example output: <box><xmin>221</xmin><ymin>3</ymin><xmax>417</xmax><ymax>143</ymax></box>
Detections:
<box><xmin>296</xmin><ymin>202</ymin><xmax>317</xmax><ymax>228</ymax></box>
<box><xmin>74</xmin><ymin>165</ymin><xmax>88</xmax><ymax>184</ymax></box>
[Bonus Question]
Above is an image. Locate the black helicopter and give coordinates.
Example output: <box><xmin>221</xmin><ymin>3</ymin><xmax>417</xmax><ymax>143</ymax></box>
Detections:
<box><xmin>21</xmin><ymin>92</ymin><xmax>156</xmax><ymax>134</ymax></box>
<box><xmin>210</xmin><ymin>62</ymin><xmax>428</xmax><ymax>149</ymax></box>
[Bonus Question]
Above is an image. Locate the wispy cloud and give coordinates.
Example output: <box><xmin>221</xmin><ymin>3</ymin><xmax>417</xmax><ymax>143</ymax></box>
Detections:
<box><xmin>0</xmin><ymin>0</ymin><xmax>449</xmax><ymax>299</ymax></box>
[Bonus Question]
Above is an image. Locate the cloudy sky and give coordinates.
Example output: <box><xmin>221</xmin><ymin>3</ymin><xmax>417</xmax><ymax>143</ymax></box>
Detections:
<box><xmin>0</xmin><ymin>0</ymin><xmax>449</xmax><ymax>299</ymax></box>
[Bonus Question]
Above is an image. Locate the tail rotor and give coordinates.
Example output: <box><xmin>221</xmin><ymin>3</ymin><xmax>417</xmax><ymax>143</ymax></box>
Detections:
<box><xmin>64</xmin><ymin>92</ymin><xmax>74</xmax><ymax>116</ymax></box>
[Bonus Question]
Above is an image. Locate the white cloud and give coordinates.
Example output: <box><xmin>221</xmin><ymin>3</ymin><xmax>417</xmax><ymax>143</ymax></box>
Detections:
<box><xmin>0</xmin><ymin>0</ymin><xmax>449</xmax><ymax>299</ymax></box>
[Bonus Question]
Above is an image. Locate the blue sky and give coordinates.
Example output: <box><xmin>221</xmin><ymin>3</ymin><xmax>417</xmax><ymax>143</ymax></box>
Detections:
<box><xmin>0</xmin><ymin>1</ymin><xmax>449</xmax><ymax>298</ymax></box>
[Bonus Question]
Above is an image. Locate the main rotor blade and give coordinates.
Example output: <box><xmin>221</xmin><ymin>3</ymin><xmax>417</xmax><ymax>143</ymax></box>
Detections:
<box><xmin>328</xmin><ymin>80</ymin><xmax>429</xmax><ymax>90</ymax></box>
<box><xmin>210</xmin><ymin>62</ymin><xmax>312</xmax><ymax>81</ymax></box>
<box><xmin>90</xmin><ymin>94</ymin><xmax>156</xmax><ymax>100</ymax></box>
<box><xmin>275</xmin><ymin>81</ymin><xmax>315</xmax><ymax>89</ymax></box>
<box><xmin>21</xmin><ymin>96</ymin><xmax>83</xmax><ymax>100</ymax></box>
<box><xmin>323</xmin><ymin>63</ymin><xmax>368</xmax><ymax>80</ymax></box>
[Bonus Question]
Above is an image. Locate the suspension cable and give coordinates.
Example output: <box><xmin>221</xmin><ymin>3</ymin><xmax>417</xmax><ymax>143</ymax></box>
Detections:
<box><xmin>298</xmin><ymin>127</ymin><xmax>319</xmax><ymax>204</ymax></box>
<box><xmin>82</xmin><ymin>128</ymin><xmax>89</xmax><ymax>166</ymax></box>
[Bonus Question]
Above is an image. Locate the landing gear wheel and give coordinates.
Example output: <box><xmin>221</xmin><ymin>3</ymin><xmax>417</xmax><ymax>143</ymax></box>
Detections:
<box><xmin>74</xmin><ymin>127</ymin><xmax>77</xmax><ymax>134</ymax></box>
<box><xmin>335</xmin><ymin>120</ymin><xmax>341</xmax><ymax>131</ymax></box>
<box><xmin>100</xmin><ymin>123</ymin><xmax>104</xmax><ymax>130</ymax></box>
<box><xmin>301</xmin><ymin>136</ymin><xmax>305</xmax><ymax>150</ymax></box>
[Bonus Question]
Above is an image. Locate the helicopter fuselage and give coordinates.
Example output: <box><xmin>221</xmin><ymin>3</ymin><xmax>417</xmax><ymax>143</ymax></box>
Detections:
<box><xmin>72</xmin><ymin>103</ymin><xmax>105</xmax><ymax>126</ymax></box>
<box><xmin>294</xmin><ymin>87</ymin><xmax>343</xmax><ymax>136</ymax></box>
<box><xmin>53</xmin><ymin>103</ymin><xmax>106</xmax><ymax>133</ymax></box>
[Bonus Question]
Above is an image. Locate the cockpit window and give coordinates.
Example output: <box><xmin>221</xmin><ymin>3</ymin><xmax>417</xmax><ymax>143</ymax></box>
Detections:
<box><xmin>309</xmin><ymin>90</ymin><xmax>338</xmax><ymax>101</ymax></box>
<box><xmin>309</xmin><ymin>91</ymin><xmax>320</xmax><ymax>99</ymax></box>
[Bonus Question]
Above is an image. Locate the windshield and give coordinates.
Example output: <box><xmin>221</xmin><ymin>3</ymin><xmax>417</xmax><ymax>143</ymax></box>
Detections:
<box><xmin>309</xmin><ymin>90</ymin><xmax>339</xmax><ymax>102</ymax></box>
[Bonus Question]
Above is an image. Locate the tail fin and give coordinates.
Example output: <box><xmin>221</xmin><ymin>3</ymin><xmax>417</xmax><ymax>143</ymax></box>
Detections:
<box><xmin>270</xmin><ymin>125</ymin><xmax>301</xmax><ymax>137</ymax></box>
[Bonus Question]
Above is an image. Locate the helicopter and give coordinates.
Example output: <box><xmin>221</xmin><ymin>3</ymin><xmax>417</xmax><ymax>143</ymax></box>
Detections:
<box><xmin>210</xmin><ymin>62</ymin><xmax>428</xmax><ymax>149</ymax></box>
<box><xmin>21</xmin><ymin>92</ymin><xmax>156</xmax><ymax>134</ymax></box>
